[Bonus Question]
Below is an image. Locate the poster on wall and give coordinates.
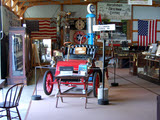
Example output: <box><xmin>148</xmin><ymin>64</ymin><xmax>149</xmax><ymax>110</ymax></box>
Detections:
<box><xmin>97</xmin><ymin>2</ymin><xmax>131</xmax><ymax>20</ymax></box>
<box><xmin>128</xmin><ymin>0</ymin><xmax>152</xmax><ymax>5</ymax></box>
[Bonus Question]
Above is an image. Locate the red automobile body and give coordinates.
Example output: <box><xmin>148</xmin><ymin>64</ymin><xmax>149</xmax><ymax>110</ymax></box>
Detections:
<box><xmin>55</xmin><ymin>59</ymin><xmax>88</xmax><ymax>76</ymax></box>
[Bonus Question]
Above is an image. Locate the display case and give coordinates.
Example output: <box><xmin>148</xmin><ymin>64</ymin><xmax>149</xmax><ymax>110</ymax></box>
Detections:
<box><xmin>114</xmin><ymin>47</ymin><xmax>130</xmax><ymax>68</ymax></box>
<box><xmin>137</xmin><ymin>55</ymin><xmax>160</xmax><ymax>84</ymax></box>
<box><xmin>129</xmin><ymin>52</ymin><xmax>137</xmax><ymax>75</ymax></box>
<box><xmin>8</xmin><ymin>27</ymin><xmax>31</xmax><ymax>85</ymax></box>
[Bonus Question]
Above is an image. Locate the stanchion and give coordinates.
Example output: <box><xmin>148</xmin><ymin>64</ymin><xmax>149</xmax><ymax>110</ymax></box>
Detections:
<box><xmin>31</xmin><ymin>67</ymin><xmax>41</xmax><ymax>100</ymax></box>
<box><xmin>98</xmin><ymin>39</ymin><xmax>109</xmax><ymax>105</ymax></box>
<box><xmin>111</xmin><ymin>59</ymin><xmax>119</xmax><ymax>86</ymax></box>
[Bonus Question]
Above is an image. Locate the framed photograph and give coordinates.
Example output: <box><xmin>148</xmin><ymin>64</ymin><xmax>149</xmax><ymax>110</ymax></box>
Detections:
<box><xmin>128</xmin><ymin>0</ymin><xmax>152</xmax><ymax>5</ymax></box>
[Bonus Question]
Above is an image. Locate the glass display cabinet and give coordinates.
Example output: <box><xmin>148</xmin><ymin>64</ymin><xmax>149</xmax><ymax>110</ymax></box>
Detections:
<box><xmin>137</xmin><ymin>54</ymin><xmax>160</xmax><ymax>84</ymax></box>
<box><xmin>8</xmin><ymin>27</ymin><xmax>31</xmax><ymax>85</ymax></box>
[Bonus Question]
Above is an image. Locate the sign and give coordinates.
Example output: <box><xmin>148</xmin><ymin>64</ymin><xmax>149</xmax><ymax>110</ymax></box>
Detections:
<box><xmin>73</xmin><ymin>31</ymin><xmax>86</xmax><ymax>44</ymax></box>
<box><xmin>93</xmin><ymin>24</ymin><xmax>115</xmax><ymax>31</ymax></box>
<box><xmin>128</xmin><ymin>0</ymin><xmax>152</xmax><ymax>5</ymax></box>
<box><xmin>97</xmin><ymin>3</ymin><xmax>131</xmax><ymax>20</ymax></box>
<box><xmin>87</xmin><ymin>3</ymin><xmax>95</xmax><ymax>14</ymax></box>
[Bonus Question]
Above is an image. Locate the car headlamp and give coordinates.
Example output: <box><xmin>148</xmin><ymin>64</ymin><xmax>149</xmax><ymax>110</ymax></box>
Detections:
<box><xmin>50</xmin><ymin>57</ymin><xmax>56</xmax><ymax>67</ymax></box>
<box><xmin>87</xmin><ymin>58</ymin><xmax>92</xmax><ymax>68</ymax></box>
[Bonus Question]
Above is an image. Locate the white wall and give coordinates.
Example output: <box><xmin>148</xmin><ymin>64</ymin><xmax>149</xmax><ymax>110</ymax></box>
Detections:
<box><xmin>24</xmin><ymin>4</ymin><xmax>95</xmax><ymax>18</ymax></box>
<box><xmin>63</xmin><ymin>5</ymin><xmax>90</xmax><ymax>18</ymax></box>
<box><xmin>133</xmin><ymin>6</ymin><xmax>160</xmax><ymax>42</ymax></box>
<box><xmin>24</xmin><ymin>5</ymin><xmax>60</xmax><ymax>18</ymax></box>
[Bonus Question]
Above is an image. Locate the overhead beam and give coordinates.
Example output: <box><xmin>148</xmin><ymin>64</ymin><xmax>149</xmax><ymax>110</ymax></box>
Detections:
<box><xmin>18</xmin><ymin>0</ymin><xmax>53</xmax><ymax>2</ymax></box>
<box><xmin>7</xmin><ymin>0</ymin><xmax>11</xmax><ymax>8</ymax></box>
<box><xmin>17</xmin><ymin>2</ymin><xmax>26</xmax><ymax>14</ymax></box>
<box><xmin>11</xmin><ymin>0</ymin><xmax>18</xmax><ymax>9</ymax></box>
<box><xmin>21</xmin><ymin>0</ymin><xmax>102</xmax><ymax>7</ymax></box>
<box><xmin>19</xmin><ymin>7</ymin><xmax>28</xmax><ymax>17</ymax></box>
<box><xmin>4</xmin><ymin>0</ymin><xmax>10</xmax><ymax>5</ymax></box>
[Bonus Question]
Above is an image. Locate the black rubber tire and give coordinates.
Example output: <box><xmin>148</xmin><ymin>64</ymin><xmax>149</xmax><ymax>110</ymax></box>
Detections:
<box><xmin>43</xmin><ymin>70</ymin><xmax>54</xmax><ymax>95</ymax></box>
<box><xmin>93</xmin><ymin>71</ymin><xmax>100</xmax><ymax>97</ymax></box>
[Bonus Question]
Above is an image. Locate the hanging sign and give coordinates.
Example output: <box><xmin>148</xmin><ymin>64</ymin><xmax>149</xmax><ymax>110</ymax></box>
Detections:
<box><xmin>93</xmin><ymin>24</ymin><xmax>115</xmax><ymax>31</ymax></box>
<box><xmin>128</xmin><ymin>0</ymin><xmax>152</xmax><ymax>5</ymax></box>
<box><xmin>97</xmin><ymin>3</ymin><xmax>131</xmax><ymax>20</ymax></box>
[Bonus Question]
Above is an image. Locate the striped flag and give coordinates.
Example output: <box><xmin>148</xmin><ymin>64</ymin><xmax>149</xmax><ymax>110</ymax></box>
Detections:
<box><xmin>30</xmin><ymin>20</ymin><xmax>57</xmax><ymax>41</ymax></box>
<box><xmin>138</xmin><ymin>19</ymin><xmax>157</xmax><ymax>46</ymax></box>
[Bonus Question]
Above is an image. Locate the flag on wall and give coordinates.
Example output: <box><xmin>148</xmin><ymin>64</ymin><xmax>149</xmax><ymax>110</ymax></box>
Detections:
<box><xmin>138</xmin><ymin>19</ymin><xmax>157</xmax><ymax>46</ymax></box>
<box><xmin>27</xmin><ymin>20</ymin><xmax>57</xmax><ymax>40</ymax></box>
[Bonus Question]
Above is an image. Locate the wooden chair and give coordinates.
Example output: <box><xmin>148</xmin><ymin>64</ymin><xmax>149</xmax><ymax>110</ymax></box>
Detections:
<box><xmin>0</xmin><ymin>83</ymin><xmax>24</xmax><ymax>120</ymax></box>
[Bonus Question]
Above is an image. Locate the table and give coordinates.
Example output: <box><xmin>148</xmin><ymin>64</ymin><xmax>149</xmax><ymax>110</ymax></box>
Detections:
<box><xmin>55</xmin><ymin>74</ymin><xmax>89</xmax><ymax>109</ymax></box>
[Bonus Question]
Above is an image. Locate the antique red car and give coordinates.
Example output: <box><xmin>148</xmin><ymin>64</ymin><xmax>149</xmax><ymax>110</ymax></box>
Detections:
<box><xmin>43</xmin><ymin>42</ymin><xmax>102</xmax><ymax>97</ymax></box>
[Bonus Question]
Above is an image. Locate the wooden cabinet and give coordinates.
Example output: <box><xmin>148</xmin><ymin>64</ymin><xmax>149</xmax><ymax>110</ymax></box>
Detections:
<box><xmin>7</xmin><ymin>27</ymin><xmax>31</xmax><ymax>85</ymax></box>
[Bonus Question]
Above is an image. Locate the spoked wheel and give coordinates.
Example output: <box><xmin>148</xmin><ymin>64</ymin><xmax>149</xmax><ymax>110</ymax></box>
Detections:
<box><xmin>43</xmin><ymin>70</ymin><xmax>54</xmax><ymax>95</ymax></box>
<box><xmin>93</xmin><ymin>72</ymin><xmax>100</xmax><ymax>97</ymax></box>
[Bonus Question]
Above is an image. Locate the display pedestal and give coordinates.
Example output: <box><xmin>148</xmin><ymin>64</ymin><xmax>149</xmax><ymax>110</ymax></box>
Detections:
<box><xmin>98</xmin><ymin>99</ymin><xmax>109</xmax><ymax>105</ymax></box>
<box><xmin>31</xmin><ymin>95</ymin><xmax>41</xmax><ymax>100</ymax></box>
<box><xmin>111</xmin><ymin>82</ymin><xmax>119</xmax><ymax>86</ymax></box>
<box><xmin>98</xmin><ymin>39</ymin><xmax>109</xmax><ymax>105</ymax></box>
<box><xmin>111</xmin><ymin>61</ymin><xmax>119</xmax><ymax>87</ymax></box>
<box><xmin>31</xmin><ymin>67</ymin><xmax>42</xmax><ymax>100</ymax></box>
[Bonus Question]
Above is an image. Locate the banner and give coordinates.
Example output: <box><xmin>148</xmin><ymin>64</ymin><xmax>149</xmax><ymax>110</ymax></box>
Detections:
<box><xmin>128</xmin><ymin>0</ymin><xmax>152</xmax><ymax>5</ymax></box>
<box><xmin>97</xmin><ymin>3</ymin><xmax>131</xmax><ymax>20</ymax></box>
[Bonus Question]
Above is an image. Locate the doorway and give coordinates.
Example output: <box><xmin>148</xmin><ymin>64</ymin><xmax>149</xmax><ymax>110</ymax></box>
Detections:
<box><xmin>31</xmin><ymin>38</ymin><xmax>52</xmax><ymax>66</ymax></box>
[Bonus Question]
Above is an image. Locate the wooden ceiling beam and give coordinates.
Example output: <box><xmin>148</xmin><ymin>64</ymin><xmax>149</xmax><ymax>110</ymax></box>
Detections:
<box><xmin>16</xmin><ymin>2</ymin><xmax>25</xmax><ymax>14</ymax></box>
<box><xmin>18</xmin><ymin>0</ymin><xmax>53</xmax><ymax>2</ymax></box>
<box><xmin>7</xmin><ymin>0</ymin><xmax>11</xmax><ymax>8</ymax></box>
<box><xmin>19</xmin><ymin>7</ymin><xmax>28</xmax><ymax>17</ymax></box>
<box><xmin>4</xmin><ymin>0</ymin><xmax>10</xmax><ymax>5</ymax></box>
<box><xmin>19</xmin><ymin>2</ymin><xmax>26</xmax><ymax>9</ymax></box>
<box><xmin>26</xmin><ymin>1</ymin><xmax>60</xmax><ymax>7</ymax></box>
<box><xmin>11</xmin><ymin>0</ymin><xmax>18</xmax><ymax>9</ymax></box>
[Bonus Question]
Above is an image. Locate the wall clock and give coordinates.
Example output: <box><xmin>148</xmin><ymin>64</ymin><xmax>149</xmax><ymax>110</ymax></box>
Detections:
<box><xmin>75</xmin><ymin>19</ymin><xmax>85</xmax><ymax>30</ymax></box>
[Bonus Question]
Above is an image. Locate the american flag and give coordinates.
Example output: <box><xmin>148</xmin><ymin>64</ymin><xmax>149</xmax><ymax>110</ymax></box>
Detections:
<box><xmin>27</xmin><ymin>20</ymin><xmax>57</xmax><ymax>40</ymax></box>
<box><xmin>138</xmin><ymin>19</ymin><xmax>157</xmax><ymax>46</ymax></box>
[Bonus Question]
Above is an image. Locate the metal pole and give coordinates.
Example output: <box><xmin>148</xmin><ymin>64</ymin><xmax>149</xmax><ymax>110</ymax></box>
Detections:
<box><xmin>98</xmin><ymin>39</ymin><xmax>109</xmax><ymax>105</ymax></box>
<box><xmin>35</xmin><ymin>67</ymin><xmax>37</xmax><ymax>95</ymax></box>
<box><xmin>31</xmin><ymin>66</ymin><xmax>41</xmax><ymax>100</ymax></box>
<box><xmin>111</xmin><ymin>58</ymin><xmax>119</xmax><ymax>86</ymax></box>
<box><xmin>114</xmin><ymin>61</ymin><xmax>116</xmax><ymax>83</ymax></box>
<box><xmin>102</xmin><ymin>39</ymin><xmax>106</xmax><ymax>100</ymax></box>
